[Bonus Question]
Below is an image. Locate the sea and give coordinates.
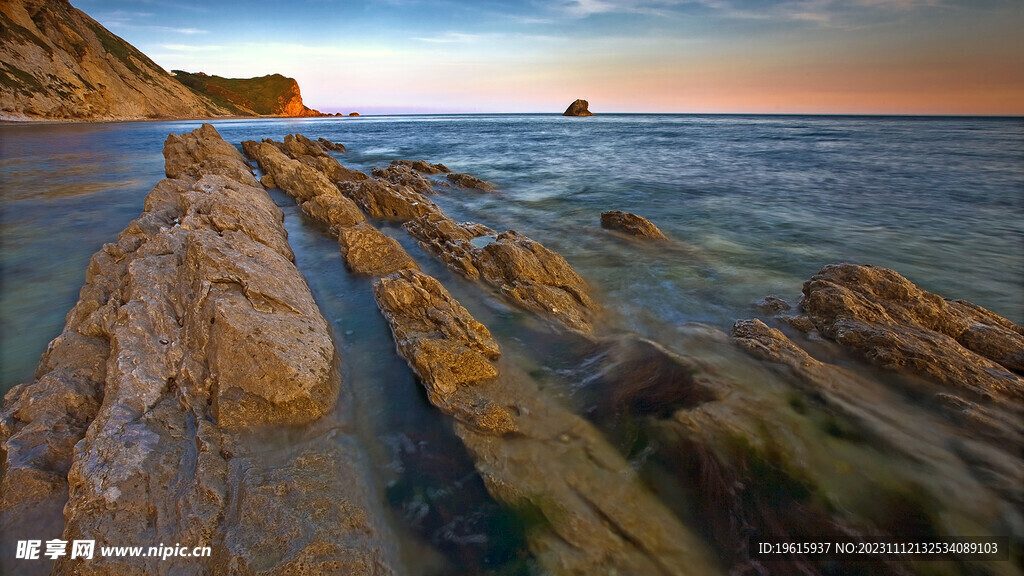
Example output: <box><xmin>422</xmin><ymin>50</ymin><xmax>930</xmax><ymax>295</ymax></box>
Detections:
<box><xmin>1</xmin><ymin>114</ymin><xmax>1022</xmax><ymax>573</ymax></box>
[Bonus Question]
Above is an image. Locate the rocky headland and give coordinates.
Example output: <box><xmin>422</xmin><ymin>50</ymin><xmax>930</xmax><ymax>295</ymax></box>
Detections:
<box><xmin>3</xmin><ymin>124</ymin><xmax>1021</xmax><ymax>576</ymax></box>
<box><xmin>171</xmin><ymin>71</ymin><xmax>326</xmax><ymax>118</ymax></box>
<box><xmin>0</xmin><ymin>0</ymin><xmax>327</xmax><ymax>121</ymax></box>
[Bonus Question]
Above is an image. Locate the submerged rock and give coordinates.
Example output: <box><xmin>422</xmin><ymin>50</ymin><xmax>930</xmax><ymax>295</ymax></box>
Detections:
<box><xmin>1</xmin><ymin>124</ymin><xmax>398</xmax><ymax>575</ymax></box>
<box><xmin>801</xmin><ymin>263</ymin><xmax>1024</xmax><ymax>402</ymax></box>
<box><xmin>373</xmin><ymin>271</ymin><xmax>721</xmax><ymax>575</ymax></box>
<box><xmin>601</xmin><ymin>210</ymin><xmax>668</xmax><ymax>240</ymax></box>
<box><xmin>446</xmin><ymin>172</ymin><xmax>496</xmax><ymax>191</ymax></box>
<box><xmin>563</xmin><ymin>98</ymin><xmax>595</xmax><ymax>117</ymax></box>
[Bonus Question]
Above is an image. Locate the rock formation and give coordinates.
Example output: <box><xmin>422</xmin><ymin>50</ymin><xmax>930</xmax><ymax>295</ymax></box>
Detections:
<box><xmin>0</xmin><ymin>124</ymin><xmax>399</xmax><ymax>575</ymax></box>
<box><xmin>446</xmin><ymin>172</ymin><xmax>496</xmax><ymax>191</ymax></box>
<box><xmin>801</xmin><ymin>263</ymin><xmax>1024</xmax><ymax>401</ymax></box>
<box><xmin>601</xmin><ymin>210</ymin><xmax>668</xmax><ymax>240</ymax></box>
<box><xmin>373</xmin><ymin>271</ymin><xmax>722</xmax><ymax>575</ymax></box>
<box><xmin>405</xmin><ymin>215</ymin><xmax>599</xmax><ymax>333</ymax></box>
<box><xmin>563</xmin><ymin>98</ymin><xmax>595</xmax><ymax>117</ymax></box>
<box><xmin>0</xmin><ymin>0</ymin><xmax>231</xmax><ymax>120</ymax></box>
<box><xmin>317</xmin><ymin>137</ymin><xmax>347</xmax><ymax>152</ymax></box>
<box><xmin>172</xmin><ymin>71</ymin><xmax>326</xmax><ymax>117</ymax></box>
<box><xmin>710</xmin><ymin>264</ymin><xmax>1024</xmax><ymax>574</ymax></box>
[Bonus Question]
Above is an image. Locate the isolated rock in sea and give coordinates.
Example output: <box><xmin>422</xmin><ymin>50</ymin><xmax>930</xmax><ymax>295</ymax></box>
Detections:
<box><xmin>563</xmin><ymin>98</ymin><xmax>595</xmax><ymax>117</ymax></box>
<box><xmin>1</xmin><ymin>124</ymin><xmax>398</xmax><ymax>575</ymax></box>
<box><xmin>601</xmin><ymin>210</ymin><xmax>668</xmax><ymax>240</ymax></box>
<box><xmin>0</xmin><ymin>0</ymin><xmax>232</xmax><ymax>120</ymax></box>
<box><xmin>446</xmin><ymin>172</ymin><xmax>496</xmax><ymax>191</ymax></box>
<box><xmin>349</xmin><ymin>112</ymin><xmax>361</xmax><ymax>117</ymax></box>
<box><xmin>338</xmin><ymin>223</ymin><xmax>420</xmax><ymax>276</ymax></box>
<box><xmin>405</xmin><ymin>216</ymin><xmax>598</xmax><ymax>332</ymax></box>
<box><xmin>801</xmin><ymin>263</ymin><xmax>1024</xmax><ymax>401</ymax></box>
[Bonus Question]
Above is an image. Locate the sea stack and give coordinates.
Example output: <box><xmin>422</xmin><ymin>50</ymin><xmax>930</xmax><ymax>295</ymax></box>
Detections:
<box><xmin>562</xmin><ymin>99</ymin><xmax>595</xmax><ymax>117</ymax></box>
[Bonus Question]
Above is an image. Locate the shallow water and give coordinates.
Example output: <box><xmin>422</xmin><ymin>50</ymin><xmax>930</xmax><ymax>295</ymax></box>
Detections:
<box><xmin>2</xmin><ymin>114</ymin><xmax>1022</xmax><ymax>573</ymax></box>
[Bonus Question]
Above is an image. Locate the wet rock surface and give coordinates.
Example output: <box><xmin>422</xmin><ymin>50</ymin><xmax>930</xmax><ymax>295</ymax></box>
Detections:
<box><xmin>1</xmin><ymin>125</ymin><xmax>398</xmax><ymax>575</ymax></box>
<box><xmin>338</xmin><ymin>223</ymin><xmax>420</xmax><ymax>276</ymax></box>
<box><xmin>711</xmin><ymin>265</ymin><xmax>1024</xmax><ymax>575</ymax></box>
<box><xmin>406</xmin><ymin>215</ymin><xmax>599</xmax><ymax>333</ymax></box>
<box><xmin>801</xmin><ymin>263</ymin><xmax>1024</xmax><ymax>401</ymax></box>
<box><xmin>374</xmin><ymin>270</ymin><xmax>722</xmax><ymax>575</ymax></box>
<box><xmin>600</xmin><ymin>210</ymin><xmax>668</xmax><ymax>240</ymax></box>
<box><xmin>446</xmin><ymin>172</ymin><xmax>496</xmax><ymax>191</ymax></box>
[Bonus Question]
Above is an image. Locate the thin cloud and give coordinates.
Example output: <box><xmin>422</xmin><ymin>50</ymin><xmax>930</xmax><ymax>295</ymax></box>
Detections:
<box><xmin>161</xmin><ymin>44</ymin><xmax>224</xmax><ymax>51</ymax></box>
<box><xmin>412</xmin><ymin>32</ymin><xmax>482</xmax><ymax>43</ymax></box>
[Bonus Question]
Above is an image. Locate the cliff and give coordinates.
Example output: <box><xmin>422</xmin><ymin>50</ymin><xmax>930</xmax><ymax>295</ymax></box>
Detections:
<box><xmin>172</xmin><ymin>70</ymin><xmax>325</xmax><ymax>117</ymax></box>
<box><xmin>0</xmin><ymin>0</ymin><xmax>232</xmax><ymax>120</ymax></box>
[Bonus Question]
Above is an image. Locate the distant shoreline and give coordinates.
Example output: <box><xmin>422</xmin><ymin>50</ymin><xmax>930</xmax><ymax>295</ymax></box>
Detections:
<box><xmin>2</xmin><ymin>112</ymin><xmax>1022</xmax><ymax>126</ymax></box>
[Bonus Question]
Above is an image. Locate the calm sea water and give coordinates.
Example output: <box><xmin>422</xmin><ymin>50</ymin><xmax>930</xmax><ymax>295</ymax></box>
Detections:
<box><xmin>1</xmin><ymin>114</ymin><xmax>1022</xmax><ymax>573</ymax></box>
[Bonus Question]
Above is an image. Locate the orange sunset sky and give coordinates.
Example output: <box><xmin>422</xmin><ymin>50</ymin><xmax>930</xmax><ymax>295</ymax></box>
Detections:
<box><xmin>76</xmin><ymin>0</ymin><xmax>1024</xmax><ymax>115</ymax></box>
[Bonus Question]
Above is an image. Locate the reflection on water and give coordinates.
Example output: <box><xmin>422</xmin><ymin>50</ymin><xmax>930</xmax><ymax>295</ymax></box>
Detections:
<box><xmin>2</xmin><ymin>115</ymin><xmax>1022</xmax><ymax>574</ymax></box>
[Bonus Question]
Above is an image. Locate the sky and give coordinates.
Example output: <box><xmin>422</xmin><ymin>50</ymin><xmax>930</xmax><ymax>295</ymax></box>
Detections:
<box><xmin>75</xmin><ymin>0</ymin><xmax>1024</xmax><ymax>115</ymax></box>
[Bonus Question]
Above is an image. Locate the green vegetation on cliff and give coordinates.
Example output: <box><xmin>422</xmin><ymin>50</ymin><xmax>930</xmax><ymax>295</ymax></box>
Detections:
<box><xmin>172</xmin><ymin>71</ymin><xmax>322</xmax><ymax>117</ymax></box>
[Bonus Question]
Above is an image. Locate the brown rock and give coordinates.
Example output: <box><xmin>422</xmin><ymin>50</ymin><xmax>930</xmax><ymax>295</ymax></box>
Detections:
<box><xmin>801</xmin><ymin>263</ymin><xmax>1024</xmax><ymax>402</ymax></box>
<box><xmin>476</xmin><ymin>231</ymin><xmax>597</xmax><ymax>333</ymax></box>
<box><xmin>404</xmin><ymin>213</ymin><xmax>495</xmax><ymax>279</ymax></box>
<box><xmin>373</xmin><ymin>270</ymin><xmax>504</xmax><ymax>427</ymax></box>
<box><xmin>337</xmin><ymin>178</ymin><xmax>440</xmax><ymax>221</ymax></box>
<box><xmin>373</xmin><ymin>272</ymin><xmax>719</xmax><ymax>575</ymax></box>
<box><xmin>393</xmin><ymin>159</ymin><xmax>450</xmax><ymax>174</ymax></box>
<box><xmin>164</xmin><ymin>123</ymin><xmax>259</xmax><ymax>187</ymax></box>
<box><xmin>562</xmin><ymin>98</ymin><xmax>595</xmax><ymax>117</ymax></box>
<box><xmin>243</xmin><ymin>140</ymin><xmax>366</xmax><ymax>226</ymax></box>
<box><xmin>300</xmin><ymin>194</ymin><xmax>367</xmax><ymax>230</ymax></box>
<box><xmin>349</xmin><ymin>112</ymin><xmax>361</xmax><ymax>117</ymax></box>
<box><xmin>338</xmin><ymin>223</ymin><xmax>419</xmax><ymax>276</ymax></box>
<box><xmin>446</xmin><ymin>172</ymin><xmax>496</xmax><ymax>191</ymax></box>
<box><xmin>2</xmin><ymin>124</ymin><xmax>397</xmax><ymax>575</ymax></box>
<box><xmin>405</xmin><ymin>216</ymin><xmax>597</xmax><ymax>332</ymax></box>
<box><xmin>0</xmin><ymin>0</ymin><xmax>232</xmax><ymax>121</ymax></box>
<box><xmin>600</xmin><ymin>210</ymin><xmax>668</xmax><ymax>240</ymax></box>
<box><xmin>318</xmin><ymin>137</ymin><xmax>347</xmax><ymax>152</ymax></box>
<box><xmin>372</xmin><ymin>162</ymin><xmax>437</xmax><ymax>195</ymax></box>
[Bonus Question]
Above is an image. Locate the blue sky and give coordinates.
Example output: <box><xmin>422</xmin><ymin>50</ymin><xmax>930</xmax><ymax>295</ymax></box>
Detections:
<box><xmin>76</xmin><ymin>0</ymin><xmax>1024</xmax><ymax>114</ymax></box>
